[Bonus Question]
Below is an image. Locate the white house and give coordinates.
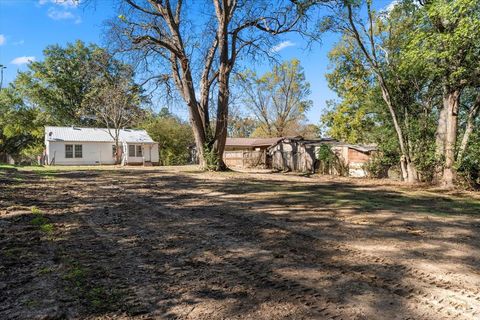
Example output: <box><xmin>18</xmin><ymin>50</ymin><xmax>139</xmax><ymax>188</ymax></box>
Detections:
<box><xmin>44</xmin><ymin>126</ymin><xmax>159</xmax><ymax>166</ymax></box>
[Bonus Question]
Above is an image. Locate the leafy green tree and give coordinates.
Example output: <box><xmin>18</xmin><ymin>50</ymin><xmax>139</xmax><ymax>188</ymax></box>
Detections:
<box><xmin>404</xmin><ymin>0</ymin><xmax>480</xmax><ymax>187</ymax></box>
<box><xmin>142</xmin><ymin>109</ymin><xmax>194</xmax><ymax>165</ymax></box>
<box><xmin>14</xmin><ymin>40</ymin><xmax>98</xmax><ymax>126</ymax></box>
<box><xmin>300</xmin><ymin>123</ymin><xmax>320</xmax><ymax>139</ymax></box>
<box><xmin>322</xmin><ymin>37</ymin><xmax>381</xmax><ymax>144</ymax></box>
<box><xmin>319</xmin><ymin>0</ymin><xmax>480</xmax><ymax>186</ymax></box>
<box><xmin>0</xmin><ymin>88</ymin><xmax>44</xmax><ymax>163</ymax></box>
<box><xmin>316</xmin><ymin>0</ymin><xmax>431</xmax><ymax>182</ymax></box>
<box><xmin>320</xmin><ymin>1</ymin><xmax>444</xmax><ymax>182</ymax></box>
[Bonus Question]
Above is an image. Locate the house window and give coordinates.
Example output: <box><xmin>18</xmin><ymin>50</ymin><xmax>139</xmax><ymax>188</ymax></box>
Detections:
<box><xmin>65</xmin><ymin>145</ymin><xmax>73</xmax><ymax>158</ymax></box>
<box><xmin>129</xmin><ymin>144</ymin><xmax>135</xmax><ymax>157</ymax></box>
<box><xmin>127</xmin><ymin>144</ymin><xmax>143</xmax><ymax>157</ymax></box>
<box><xmin>74</xmin><ymin>145</ymin><xmax>83</xmax><ymax>158</ymax></box>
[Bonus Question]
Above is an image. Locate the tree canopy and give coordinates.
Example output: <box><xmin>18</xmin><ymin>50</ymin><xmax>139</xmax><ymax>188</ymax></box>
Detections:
<box><xmin>235</xmin><ymin>59</ymin><xmax>312</xmax><ymax>137</ymax></box>
<box><xmin>320</xmin><ymin>0</ymin><xmax>480</xmax><ymax>187</ymax></box>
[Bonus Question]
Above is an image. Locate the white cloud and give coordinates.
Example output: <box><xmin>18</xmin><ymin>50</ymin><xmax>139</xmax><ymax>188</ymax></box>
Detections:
<box><xmin>39</xmin><ymin>0</ymin><xmax>79</xmax><ymax>7</ymax></box>
<box><xmin>270</xmin><ymin>40</ymin><xmax>295</xmax><ymax>53</ymax></box>
<box><xmin>46</xmin><ymin>5</ymin><xmax>81</xmax><ymax>23</ymax></box>
<box><xmin>47</xmin><ymin>7</ymin><xmax>75</xmax><ymax>20</ymax></box>
<box><xmin>13</xmin><ymin>40</ymin><xmax>25</xmax><ymax>46</ymax></box>
<box><xmin>11</xmin><ymin>56</ymin><xmax>36</xmax><ymax>65</ymax></box>
<box><xmin>0</xmin><ymin>34</ymin><xmax>5</xmax><ymax>46</ymax></box>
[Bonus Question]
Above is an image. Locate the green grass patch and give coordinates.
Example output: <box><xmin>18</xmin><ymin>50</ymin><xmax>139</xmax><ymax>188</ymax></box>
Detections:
<box><xmin>40</xmin><ymin>223</ymin><xmax>54</xmax><ymax>233</ymax></box>
<box><xmin>33</xmin><ymin>170</ymin><xmax>58</xmax><ymax>179</ymax></box>
<box><xmin>0</xmin><ymin>164</ymin><xmax>25</xmax><ymax>183</ymax></box>
<box><xmin>86</xmin><ymin>286</ymin><xmax>123</xmax><ymax>311</ymax></box>
<box><xmin>0</xmin><ymin>164</ymin><xmax>18</xmax><ymax>170</ymax></box>
<box><xmin>62</xmin><ymin>262</ymin><xmax>124</xmax><ymax>312</ymax></box>
<box><xmin>31</xmin><ymin>215</ymin><xmax>49</xmax><ymax>226</ymax></box>
<box><xmin>63</xmin><ymin>265</ymin><xmax>88</xmax><ymax>287</ymax></box>
<box><xmin>30</xmin><ymin>206</ymin><xmax>55</xmax><ymax>235</ymax></box>
<box><xmin>38</xmin><ymin>266</ymin><xmax>55</xmax><ymax>275</ymax></box>
<box><xmin>31</xmin><ymin>206</ymin><xmax>42</xmax><ymax>215</ymax></box>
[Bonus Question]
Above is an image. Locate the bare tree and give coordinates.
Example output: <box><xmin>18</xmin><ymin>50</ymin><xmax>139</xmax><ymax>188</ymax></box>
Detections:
<box><xmin>236</xmin><ymin>59</ymin><xmax>312</xmax><ymax>137</ymax></box>
<box><xmin>109</xmin><ymin>0</ymin><xmax>310</xmax><ymax>170</ymax></box>
<box><xmin>84</xmin><ymin>51</ymin><xmax>144</xmax><ymax>164</ymax></box>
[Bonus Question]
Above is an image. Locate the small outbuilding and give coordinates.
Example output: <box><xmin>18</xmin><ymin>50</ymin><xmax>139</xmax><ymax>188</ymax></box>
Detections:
<box><xmin>223</xmin><ymin>137</ymin><xmax>285</xmax><ymax>168</ymax></box>
<box><xmin>268</xmin><ymin>137</ymin><xmax>337</xmax><ymax>173</ymax></box>
<box><xmin>268</xmin><ymin>137</ymin><xmax>377</xmax><ymax>177</ymax></box>
<box><xmin>330</xmin><ymin>143</ymin><xmax>378</xmax><ymax>177</ymax></box>
<box><xmin>44</xmin><ymin>126</ymin><xmax>159</xmax><ymax>166</ymax></box>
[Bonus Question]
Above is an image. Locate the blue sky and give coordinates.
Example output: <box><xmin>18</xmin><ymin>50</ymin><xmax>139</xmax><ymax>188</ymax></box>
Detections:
<box><xmin>0</xmin><ymin>0</ymin><xmax>391</xmax><ymax>124</ymax></box>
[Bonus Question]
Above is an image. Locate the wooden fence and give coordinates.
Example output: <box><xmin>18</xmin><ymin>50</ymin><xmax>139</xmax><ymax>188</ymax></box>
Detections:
<box><xmin>223</xmin><ymin>150</ymin><xmax>267</xmax><ymax>168</ymax></box>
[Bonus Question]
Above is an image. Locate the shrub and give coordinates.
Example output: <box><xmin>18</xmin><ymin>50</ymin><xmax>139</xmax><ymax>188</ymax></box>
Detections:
<box><xmin>457</xmin><ymin>139</ymin><xmax>480</xmax><ymax>189</ymax></box>
<box><xmin>316</xmin><ymin>144</ymin><xmax>348</xmax><ymax>176</ymax></box>
<box><xmin>203</xmin><ymin>143</ymin><xmax>219</xmax><ymax>171</ymax></box>
<box><xmin>363</xmin><ymin>154</ymin><xmax>390</xmax><ymax>178</ymax></box>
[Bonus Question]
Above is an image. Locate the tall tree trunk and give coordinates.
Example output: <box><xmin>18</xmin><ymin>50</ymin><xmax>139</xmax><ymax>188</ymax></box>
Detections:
<box><xmin>457</xmin><ymin>93</ymin><xmax>480</xmax><ymax>163</ymax></box>
<box><xmin>442</xmin><ymin>89</ymin><xmax>461</xmax><ymax>188</ymax></box>
<box><xmin>345</xmin><ymin>3</ymin><xmax>417</xmax><ymax>183</ymax></box>
<box><xmin>378</xmin><ymin>76</ymin><xmax>418</xmax><ymax>183</ymax></box>
<box><xmin>190</xmin><ymin>109</ymin><xmax>207</xmax><ymax>168</ymax></box>
<box><xmin>433</xmin><ymin>88</ymin><xmax>449</xmax><ymax>182</ymax></box>
<box><xmin>214</xmin><ymin>72</ymin><xmax>229</xmax><ymax>170</ymax></box>
<box><xmin>179</xmin><ymin>58</ymin><xmax>208</xmax><ymax>169</ymax></box>
<box><xmin>211</xmin><ymin>1</ymin><xmax>231</xmax><ymax>171</ymax></box>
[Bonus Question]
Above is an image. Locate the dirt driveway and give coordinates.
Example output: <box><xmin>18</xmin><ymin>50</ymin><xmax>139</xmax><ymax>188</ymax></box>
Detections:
<box><xmin>1</xmin><ymin>166</ymin><xmax>480</xmax><ymax>319</ymax></box>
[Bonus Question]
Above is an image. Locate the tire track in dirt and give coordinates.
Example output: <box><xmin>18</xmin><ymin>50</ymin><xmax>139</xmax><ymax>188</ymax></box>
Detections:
<box><xmin>80</xmin><ymin>175</ymin><xmax>479</xmax><ymax>319</ymax></box>
<box><xmin>158</xmin><ymin>176</ymin><xmax>480</xmax><ymax>308</ymax></box>
<box><xmin>207</xmin><ymin>205</ymin><xmax>480</xmax><ymax>319</ymax></box>
<box><xmin>121</xmin><ymin>195</ymin><xmax>420</xmax><ymax>319</ymax></box>
<box><xmin>192</xmin><ymin>208</ymin><xmax>478</xmax><ymax>319</ymax></box>
<box><xmin>70</xmin><ymin>189</ymin><xmax>175</xmax><ymax>317</ymax></box>
<box><xmin>83</xmin><ymin>180</ymin><xmax>345</xmax><ymax>319</ymax></box>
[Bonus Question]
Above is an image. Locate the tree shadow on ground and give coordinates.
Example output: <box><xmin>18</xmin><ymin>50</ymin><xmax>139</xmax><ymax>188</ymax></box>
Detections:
<box><xmin>1</xmin><ymin>168</ymin><xmax>479</xmax><ymax>319</ymax></box>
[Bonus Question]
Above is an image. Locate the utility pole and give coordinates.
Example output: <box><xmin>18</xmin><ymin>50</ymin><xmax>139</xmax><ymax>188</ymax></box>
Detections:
<box><xmin>0</xmin><ymin>64</ymin><xmax>6</xmax><ymax>89</ymax></box>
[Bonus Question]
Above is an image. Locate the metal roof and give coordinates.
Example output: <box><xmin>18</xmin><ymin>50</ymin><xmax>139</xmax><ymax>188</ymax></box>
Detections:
<box><xmin>225</xmin><ymin>137</ymin><xmax>285</xmax><ymax>147</ymax></box>
<box><xmin>332</xmin><ymin>143</ymin><xmax>378</xmax><ymax>153</ymax></box>
<box><xmin>45</xmin><ymin>126</ymin><xmax>156</xmax><ymax>143</ymax></box>
<box><xmin>266</xmin><ymin>136</ymin><xmax>334</xmax><ymax>149</ymax></box>
<box><xmin>266</xmin><ymin>136</ymin><xmax>377</xmax><ymax>153</ymax></box>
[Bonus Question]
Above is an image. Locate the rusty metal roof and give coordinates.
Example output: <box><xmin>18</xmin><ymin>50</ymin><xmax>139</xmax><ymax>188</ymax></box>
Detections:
<box><xmin>225</xmin><ymin>137</ymin><xmax>284</xmax><ymax>147</ymax></box>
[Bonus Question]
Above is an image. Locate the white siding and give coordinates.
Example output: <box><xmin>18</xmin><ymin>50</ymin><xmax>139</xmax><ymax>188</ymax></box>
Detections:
<box><xmin>151</xmin><ymin>144</ymin><xmax>159</xmax><ymax>163</ymax></box>
<box><xmin>44</xmin><ymin>127</ymin><xmax>160</xmax><ymax>166</ymax></box>
<box><xmin>47</xmin><ymin>141</ymin><xmax>116</xmax><ymax>165</ymax></box>
<box><xmin>125</xmin><ymin>143</ymin><xmax>159</xmax><ymax>164</ymax></box>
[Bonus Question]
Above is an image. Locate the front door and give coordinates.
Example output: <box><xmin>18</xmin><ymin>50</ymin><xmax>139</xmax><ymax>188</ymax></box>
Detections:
<box><xmin>145</xmin><ymin>145</ymin><xmax>151</xmax><ymax>162</ymax></box>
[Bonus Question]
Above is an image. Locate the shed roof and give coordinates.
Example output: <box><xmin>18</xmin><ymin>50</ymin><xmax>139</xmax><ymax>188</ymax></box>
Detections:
<box><xmin>45</xmin><ymin>126</ymin><xmax>156</xmax><ymax>143</ymax></box>
<box><xmin>267</xmin><ymin>136</ymin><xmax>337</xmax><ymax>149</ymax></box>
<box><xmin>225</xmin><ymin>137</ymin><xmax>285</xmax><ymax>148</ymax></box>
<box><xmin>332</xmin><ymin>143</ymin><xmax>378</xmax><ymax>153</ymax></box>
<box><xmin>266</xmin><ymin>136</ymin><xmax>377</xmax><ymax>153</ymax></box>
